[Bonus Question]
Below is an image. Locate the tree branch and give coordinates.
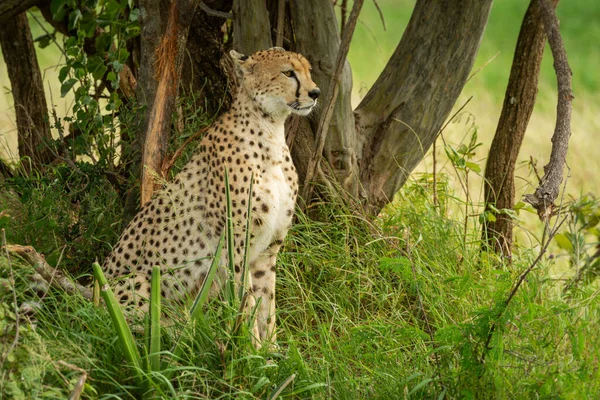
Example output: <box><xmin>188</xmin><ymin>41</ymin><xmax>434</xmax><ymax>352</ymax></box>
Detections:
<box><xmin>288</xmin><ymin>0</ymin><xmax>359</xmax><ymax>202</ymax></box>
<box><xmin>0</xmin><ymin>0</ymin><xmax>41</xmax><ymax>23</ymax></box>
<box><xmin>6</xmin><ymin>244</ymin><xmax>93</xmax><ymax>301</ymax></box>
<box><xmin>523</xmin><ymin>0</ymin><xmax>573</xmax><ymax>221</ymax></box>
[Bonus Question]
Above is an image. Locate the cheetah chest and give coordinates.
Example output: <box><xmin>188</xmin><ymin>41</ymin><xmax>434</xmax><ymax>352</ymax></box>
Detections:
<box><xmin>253</xmin><ymin>163</ymin><xmax>296</xmax><ymax>252</ymax></box>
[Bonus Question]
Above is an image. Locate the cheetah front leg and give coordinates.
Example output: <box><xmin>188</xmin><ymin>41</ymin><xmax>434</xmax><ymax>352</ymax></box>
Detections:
<box><xmin>249</xmin><ymin>240</ymin><xmax>282</xmax><ymax>345</ymax></box>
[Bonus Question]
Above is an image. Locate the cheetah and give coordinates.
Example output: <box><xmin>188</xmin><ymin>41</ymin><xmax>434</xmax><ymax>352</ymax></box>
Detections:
<box><xmin>103</xmin><ymin>47</ymin><xmax>320</xmax><ymax>346</ymax></box>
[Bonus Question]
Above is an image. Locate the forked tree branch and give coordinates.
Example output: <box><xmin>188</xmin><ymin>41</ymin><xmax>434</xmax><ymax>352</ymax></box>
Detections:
<box><xmin>523</xmin><ymin>0</ymin><xmax>573</xmax><ymax>220</ymax></box>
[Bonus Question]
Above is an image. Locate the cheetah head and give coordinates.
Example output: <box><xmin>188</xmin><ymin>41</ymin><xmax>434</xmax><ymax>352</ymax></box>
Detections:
<box><xmin>230</xmin><ymin>47</ymin><xmax>320</xmax><ymax>119</ymax></box>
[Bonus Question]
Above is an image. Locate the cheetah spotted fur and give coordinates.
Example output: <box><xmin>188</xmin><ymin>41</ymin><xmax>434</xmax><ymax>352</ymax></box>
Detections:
<box><xmin>102</xmin><ymin>47</ymin><xmax>320</xmax><ymax>346</ymax></box>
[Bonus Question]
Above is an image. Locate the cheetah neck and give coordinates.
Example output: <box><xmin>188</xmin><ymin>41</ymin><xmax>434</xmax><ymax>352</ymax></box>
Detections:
<box><xmin>228</xmin><ymin>89</ymin><xmax>290</xmax><ymax>145</ymax></box>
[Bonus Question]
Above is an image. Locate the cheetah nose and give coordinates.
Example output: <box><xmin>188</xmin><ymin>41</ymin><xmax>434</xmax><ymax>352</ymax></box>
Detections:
<box><xmin>308</xmin><ymin>88</ymin><xmax>321</xmax><ymax>100</ymax></box>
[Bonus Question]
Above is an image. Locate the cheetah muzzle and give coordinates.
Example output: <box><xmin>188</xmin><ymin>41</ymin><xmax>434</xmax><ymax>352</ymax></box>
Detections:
<box><xmin>103</xmin><ymin>47</ymin><xmax>320</xmax><ymax>348</ymax></box>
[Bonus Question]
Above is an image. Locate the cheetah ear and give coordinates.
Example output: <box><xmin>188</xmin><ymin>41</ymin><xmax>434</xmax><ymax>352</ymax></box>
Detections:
<box><xmin>269</xmin><ymin>47</ymin><xmax>285</xmax><ymax>52</ymax></box>
<box><xmin>230</xmin><ymin>49</ymin><xmax>249</xmax><ymax>62</ymax></box>
<box><xmin>230</xmin><ymin>49</ymin><xmax>254</xmax><ymax>77</ymax></box>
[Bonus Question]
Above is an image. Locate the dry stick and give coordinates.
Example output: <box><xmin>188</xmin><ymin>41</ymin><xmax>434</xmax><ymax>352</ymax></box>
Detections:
<box><xmin>340</xmin><ymin>0</ymin><xmax>348</xmax><ymax>35</ymax></box>
<box><xmin>372</xmin><ymin>0</ymin><xmax>387</xmax><ymax>31</ymax></box>
<box><xmin>301</xmin><ymin>0</ymin><xmax>365</xmax><ymax>202</ymax></box>
<box><xmin>6</xmin><ymin>245</ymin><xmax>93</xmax><ymax>300</ymax></box>
<box><xmin>199</xmin><ymin>0</ymin><xmax>232</xmax><ymax>19</ymax></box>
<box><xmin>524</xmin><ymin>0</ymin><xmax>573</xmax><ymax>220</ymax></box>
<box><xmin>57</xmin><ymin>360</ymin><xmax>88</xmax><ymax>400</ymax></box>
<box><xmin>161</xmin><ymin>126</ymin><xmax>210</xmax><ymax>177</ymax></box>
<box><xmin>0</xmin><ymin>229</ymin><xmax>20</xmax><ymax>369</ymax></box>
<box><xmin>480</xmin><ymin>215</ymin><xmax>567</xmax><ymax>362</ymax></box>
<box><xmin>406</xmin><ymin>228</ymin><xmax>434</xmax><ymax>342</ymax></box>
<box><xmin>275</xmin><ymin>0</ymin><xmax>286</xmax><ymax>48</ymax></box>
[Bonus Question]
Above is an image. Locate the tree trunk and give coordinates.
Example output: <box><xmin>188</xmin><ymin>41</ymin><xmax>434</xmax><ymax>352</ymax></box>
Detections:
<box><xmin>523</xmin><ymin>0</ymin><xmax>573</xmax><ymax>220</ymax></box>
<box><xmin>482</xmin><ymin>0</ymin><xmax>554</xmax><ymax>257</ymax></box>
<box><xmin>288</xmin><ymin>0</ymin><xmax>358</xmax><ymax>195</ymax></box>
<box><xmin>0</xmin><ymin>12</ymin><xmax>53</xmax><ymax>170</ymax></box>
<box><xmin>139</xmin><ymin>0</ymin><xmax>200</xmax><ymax>206</ymax></box>
<box><xmin>227</xmin><ymin>0</ymin><xmax>492</xmax><ymax>216</ymax></box>
<box><xmin>232</xmin><ymin>0</ymin><xmax>271</xmax><ymax>54</ymax></box>
<box><xmin>181</xmin><ymin>0</ymin><xmax>233</xmax><ymax>116</ymax></box>
<box><xmin>354</xmin><ymin>0</ymin><xmax>493</xmax><ymax>214</ymax></box>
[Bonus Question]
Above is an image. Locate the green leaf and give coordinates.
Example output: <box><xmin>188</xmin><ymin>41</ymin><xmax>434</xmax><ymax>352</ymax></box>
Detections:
<box><xmin>34</xmin><ymin>34</ymin><xmax>54</xmax><ymax>49</ymax></box>
<box><xmin>554</xmin><ymin>233</ymin><xmax>573</xmax><ymax>252</ymax></box>
<box><xmin>465</xmin><ymin>162</ymin><xmax>481</xmax><ymax>173</ymax></box>
<box><xmin>60</xmin><ymin>78</ymin><xmax>78</xmax><ymax>97</ymax></box>
<box><xmin>50</xmin><ymin>0</ymin><xmax>68</xmax><ymax>21</ymax></box>
<box><xmin>68</xmin><ymin>9</ymin><xmax>82</xmax><ymax>30</ymax></box>
<box><xmin>95</xmin><ymin>33</ymin><xmax>113</xmax><ymax>54</ymax></box>
<box><xmin>87</xmin><ymin>55</ymin><xmax>107</xmax><ymax>80</ymax></box>
<box><xmin>117</xmin><ymin>48</ymin><xmax>130</xmax><ymax>64</ymax></box>
<box><xmin>129</xmin><ymin>8</ymin><xmax>140</xmax><ymax>21</ymax></box>
<box><xmin>58</xmin><ymin>66</ymin><xmax>70</xmax><ymax>83</ymax></box>
<box><xmin>457</xmin><ymin>144</ymin><xmax>469</xmax><ymax>155</ymax></box>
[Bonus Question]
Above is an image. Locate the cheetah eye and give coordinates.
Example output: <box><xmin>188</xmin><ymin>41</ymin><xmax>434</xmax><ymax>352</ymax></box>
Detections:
<box><xmin>282</xmin><ymin>70</ymin><xmax>295</xmax><ymax>78</ymax></box>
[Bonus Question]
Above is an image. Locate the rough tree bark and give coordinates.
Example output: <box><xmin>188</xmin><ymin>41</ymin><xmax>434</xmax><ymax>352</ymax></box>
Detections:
<box><xmin>139</xmin><ymin>0</ymin><xmax>200</xmax><ymax>206</ymax></box>
<box><xmin>0</xmin><ymin>12</ymin><xmax>53</xmax><ymax>170</ymax></box>
<box><xmin>0</xmin><ymin>0</ymin><xmax>41</xmax><ymax>23</ymax></box>
<box><xmin>354</xmin><ymin>0</ymin><xmax>493</xmax><ymax>213</ymax></box>
<box><xmin>482</xmin><ymin>0</ymin><xmax>557</xmax><ymax>257</ymax></box>
<box><xmin>524</xmin><ymin>0</ymin><xmax>573</xmax><ymax>220</ymax></box>
<box><xmin>233</xmin><ymin>0</ymin><xmax>492</xmax><ymax>215</ymax></box>
<box><xmin>288</xmin><ymin>0</ymin><xmax>358</xmax><ymax>195</ymax></box>
<box><xmin>232</xmin><ymin>0</ymin><xmax>271</xmax><ymax>54</ymax></box>
<box><xmin>181</xmin><ymin>0</ymin><xmax>233</xmax><ymax>116</ymax></box>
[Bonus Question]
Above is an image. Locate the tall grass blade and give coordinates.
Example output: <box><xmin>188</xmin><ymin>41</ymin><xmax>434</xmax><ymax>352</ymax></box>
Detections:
<box><xmin>189</xmin><ymin>233</ymin><xmax>224</xmax><ymax>321</ymax></box>
<box><xmin>149</xmin><ymin>266</ymin><xmax>161</xmax><ymax>373</ymax></box>
<box><xmin>92</xmin><ymin>262</ymin><xmax>144</xmax><ymax>386</ymax></box>
<box><xmin>224</xmin><ymin>165</ymin><xmax>236</xmax><ymax>304</ymax></box>
<box><xmin>268</xmin><ymin>373</ymin><xmax>296</xmax><ymax>400</ymax></box>
<box><xmin>166</xmin><ymin>232</ymin><xmax>224</xmax><ymax>373</ymax></box>
<box><xmin>239</xmin><ymin>172</ymin><xmax>253</xmax><ymax>300</ymax></box>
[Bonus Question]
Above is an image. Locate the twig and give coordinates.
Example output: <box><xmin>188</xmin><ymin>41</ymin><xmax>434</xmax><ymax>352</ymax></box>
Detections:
<box><xmin>481</xmin><ymin>215</ymin><xmax>568</xmax><ymax>362</ymax></box>
<box><xmin>301</xmin><ymin>0</ymin><xmax>365</xmax><ymax>201</ymax></box>
<box><xmin>0</xmin><ymin>229</ymin><xmax>20</xmax><ymax>369</ymax></box>
<box><xmin>6</xmin><ymin>245</ymin><xmax>93</xmax><ymax>301</ymax></box>
<box><xmin>406</xmin><ymin>228</ymin><xmax>434</xmax><ymax>342</ymax></box>
<box><xmin>161</xmin><ymin>126</ymin><xmax>210</xmax><ymax>178</ymax></box>
<box><xmin>466</xmin><ymin>51</ymin><xmax>499</xmax><ymax>84</ymax></box>
<box><xmin>529</xmin><ymin>156</ymin><xmax>543</xmax><ymax>184</ymax></box>
<box><xmin>275</xmin><ymin>0</ymin><xmax>285</xmax><ymax>48</ymax></box>
<box><xmin>524</xmin><ymin>0</ymin><xmax>573</xmax><ymax>220</ymax></box>
<box><xmin>372</xmin><ymin>0</ymin><xmax>387</xmax><ymax>31</ymax></box>
<box><xmin>340</xmin><ymin>0</ymin><xmax>348</xmax><ymax>35</ymax></box>
<box><xmin>199</xmin><ymin>1</ymin><xmax>232</xmax><ymax>19</ymax></box>
<box><xmin>57</xmin><ymin>360</ymin><xmax>88</xmax><ymax>400</ymax></box>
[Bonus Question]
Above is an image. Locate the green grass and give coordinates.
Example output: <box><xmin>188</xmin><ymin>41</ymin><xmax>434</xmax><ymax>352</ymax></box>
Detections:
<box><xmin>2</xmin><ymin>178</ymin><xmax>600</xmax><ymax>398</ymax></box>
<box><xmin>1</xmin><ymin>3</ymin><xmax>600</xmax><ymax>398</ymax></box>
